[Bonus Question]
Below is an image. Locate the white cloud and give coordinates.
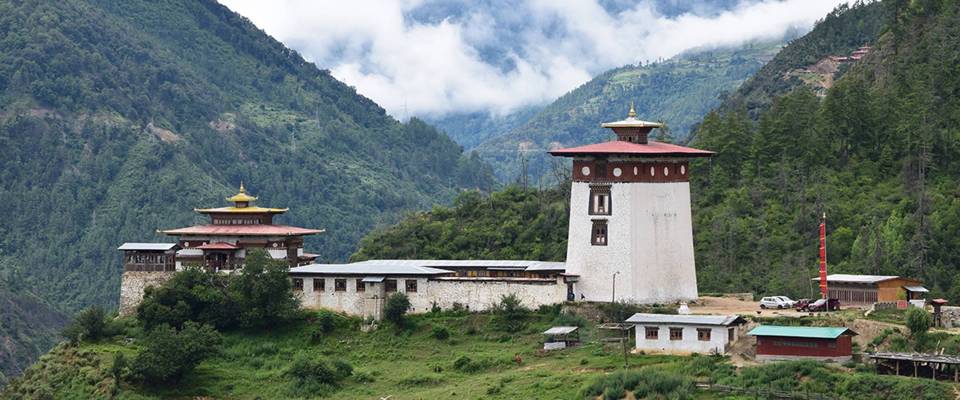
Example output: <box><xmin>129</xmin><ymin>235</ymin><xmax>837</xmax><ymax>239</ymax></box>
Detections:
<box><xmin>219</xmin><ymin>0</ymin><xmax>848</xmax><ymax>118</ymax></box>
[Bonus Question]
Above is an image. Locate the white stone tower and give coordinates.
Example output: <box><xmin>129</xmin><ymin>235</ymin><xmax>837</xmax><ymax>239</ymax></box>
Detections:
<box><xmin>549</xmin><ymin>105</ymin><xmax>714</xmax><ymax>303</ymax></box>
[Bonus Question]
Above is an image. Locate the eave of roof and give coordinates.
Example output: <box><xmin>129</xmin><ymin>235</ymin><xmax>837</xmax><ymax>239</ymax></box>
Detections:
<box><xmin>289</xmin><ymin>263</ymin><xmax>454</xmax><ymax>276</ymax></box>
<box><xmin>117</xmin><ymin>242</ymin><xmax>178</xmax><ymax>251</ymax></box>
<box><xmin>161</xmin><ymin>224</ymin><xmax>324</xmax><ymax>236</ymax></box>
<box><xmin>549</xmin><ymin>140</ymin><xmax>715</xmax><ymax>158</ymax></box>
<box><xmin>625</xmin><ymin>313</ymin><xmax>745</xmax><ymax>326</ymax></box>
<box><xmin>195</xmin><ymin>206</ymin><xmax>288</xmax><ymax>214</ymax></box>
<box><xmin>810</xmin><ymin>274</ymin><xmax>920</xmax><ymax>284</ymax></box>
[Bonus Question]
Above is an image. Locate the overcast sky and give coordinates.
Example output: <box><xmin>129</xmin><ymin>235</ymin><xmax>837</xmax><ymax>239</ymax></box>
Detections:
<box><xmin>219</xmin><ymin>0</ymin><xmax>848</xmax><ymax>118</ymax></box>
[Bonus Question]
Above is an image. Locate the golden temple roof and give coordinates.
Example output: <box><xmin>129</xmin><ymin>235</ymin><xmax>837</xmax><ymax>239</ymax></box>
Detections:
<box><xmin>225</xmin><ymin>182</ymin><xmax>257</xmax><ymax>203</ymax></box>
<box><xmin>194</xmin><ymin>182</ymin><xmax>288</xmax><ymax>214</ymax></box>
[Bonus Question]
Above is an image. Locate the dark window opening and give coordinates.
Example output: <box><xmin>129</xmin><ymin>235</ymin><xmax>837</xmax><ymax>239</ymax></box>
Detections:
<box><xmin>589</xmin><ymin>185</ymin><xmax>612</xmax><ymax>215</ymax></box>
<box><xmin>313</xmin><ymin>279</ymin><xmax>324</xmax><ymax>292</ymax></box>
<box><xmin>292</xmin><ymin>278</ymin><xmax>303</xmax><ymax>291</ymax></box>
<box><xmin>335</xmin><ymin>279</ymin><xmax>346</xmax><ymax>292</ymax></box>
<box><xmin>385</xmin><ymin>279</ymin><xmax>397</xmax><ymax>293</ymax></box>
<box><xmin>591</xmin><ymin>219</ymin><xmax>608</xmax><ymax>246</ymax></box>
<box><xmin>356</xmin><ymin>279</ymin><xmax>365</xmax><ymax>292</ymax></box>
<box><xmin>405</xmin><ymin>280</ymin><xmax>418</xmax><ymax>293</ymax></box>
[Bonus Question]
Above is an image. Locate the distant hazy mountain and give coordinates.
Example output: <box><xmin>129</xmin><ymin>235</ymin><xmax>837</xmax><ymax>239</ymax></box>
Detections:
<box><xmin>471</xmin><ymin>42</ymin><xmax>782</xmax><ymax>182</ymax></box>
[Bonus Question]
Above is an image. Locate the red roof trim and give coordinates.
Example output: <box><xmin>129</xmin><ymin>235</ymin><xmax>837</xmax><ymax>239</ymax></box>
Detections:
<box><xmin>549</xmin><ymin>140</ymin><xmax>714</xmax><ymax>157</ymax></box>
<box><xmin>161</xmin><ymin>224</ymin><xmax>324</xmax><ymax>236</ymax></box>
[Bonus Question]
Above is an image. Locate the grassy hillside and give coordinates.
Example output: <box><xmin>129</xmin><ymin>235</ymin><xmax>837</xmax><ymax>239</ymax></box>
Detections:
<box><xmin>473</xmin><ymin>42</ymin><xmax>780</xmax><ymax>182</ymax></box>
<box><xmin>0</xmin><ymin>282</ymin><xmax>67</xmax><ymax>388</ymax></box>
<box><xmin>2</xmin><ymin>309</ymin><xmax>950</xmax><ymax>399</ymax></box>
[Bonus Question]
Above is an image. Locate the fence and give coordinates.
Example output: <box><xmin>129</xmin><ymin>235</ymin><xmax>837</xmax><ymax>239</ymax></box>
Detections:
<box><xmin>697</xmin><ymin>383</ymin><xmax>836</xmax><ymax>400</ymax></box>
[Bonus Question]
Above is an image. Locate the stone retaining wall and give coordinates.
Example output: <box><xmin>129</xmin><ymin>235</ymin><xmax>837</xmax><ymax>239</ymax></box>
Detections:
<box><xmin>118</xmin><ymin>271</ymin><xmax>176</xmax><ymax>316</ymax></box>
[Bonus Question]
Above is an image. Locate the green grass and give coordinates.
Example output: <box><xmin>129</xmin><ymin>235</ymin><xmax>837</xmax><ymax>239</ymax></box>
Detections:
<box><xmin>4</xmin><ymin>310</ymin><xmax>953</xmax><ymax>400</ymax></box>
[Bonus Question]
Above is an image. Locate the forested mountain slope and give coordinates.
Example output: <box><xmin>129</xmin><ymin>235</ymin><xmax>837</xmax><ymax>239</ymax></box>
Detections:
<box><xmin>716</xmin><ymin>1</ymin><xmax>887</xmax><ymax>117</ymax></box>
<box><xmin>0</xmin><ymin>0</ymin><xmax>490</xmax><ymax>380</ymax></box>
<box><xmin>689</xmin><ymin>0</ymin><xmax>960</xmax><ymax>298</ymax></box>
<box><xmin>473</xmin><ymin>43</ymin><xmax>780</xmax><ymax>182</ymax></box>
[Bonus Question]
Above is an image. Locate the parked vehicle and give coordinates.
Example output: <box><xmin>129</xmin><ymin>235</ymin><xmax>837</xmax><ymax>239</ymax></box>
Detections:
<box><xmin>759</xmin><ymin>296</ymin><xmax>791</xmax><ymax>309</ymax></box>
<box><xmin>794</xmin><ymin>298</ymin><xmax>813</xmax><ymax>311</ymax></box>
<box><xmin>775</xmin><ymin>296</ymin><xmax>797</xmax><ymax>308</ymax></box>
<box><xmin>801</xmin><ymin>298</ymin><xmax>841</xmax><ymax>312</ymax></box>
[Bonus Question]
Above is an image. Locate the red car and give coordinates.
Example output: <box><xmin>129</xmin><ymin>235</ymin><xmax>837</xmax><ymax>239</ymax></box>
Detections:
<box><xmin>798</xmin><ymin>298</ymin><xmax>840</xmax><ymax>312</ymax></box>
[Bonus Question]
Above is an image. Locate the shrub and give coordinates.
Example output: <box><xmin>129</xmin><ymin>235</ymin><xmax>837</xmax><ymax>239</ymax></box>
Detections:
<box><xmin>431</xmin><ymin>325</ymin><xmax>450</xmax><ymax>340</ymax></box>
<box><xmin>317</xmin><ymin>311</ymin><xmax>336</xmax><ymax>333</ymax></box>
<box><xmin>384</xmin><ymin>292</ymin><xmax>411</xmax><ymax>328</ymax></box>
<box><xmin>492</xmin><ymin>294</ymin><xmax>529</xmax><ymax>331</ymax></box>
<box><xmin>132</xmin><ymin>322</ymin><xmax>222</xmax><ymax>385</ymax></box>
<box><xmin>452</xmin><ymin>355</ymin><xmax>493</xmax><ymax>373</ymax></box>
<box><xmin>602</xmin><ymin>383</ymin><xmax>625</xmax><ymax>400</ymax></box>
<box><xmin>62</xmin><ymin>307</ymin><xmax>109</xmax><ymax>343</ymax></box>
<box><xmin>580</xmin><ymin>370</ymin><xmax>694</xmax><ymax>400</ymax></box>
<box><xmin>552</xmin><ymin>312</ymin><xmax>588</xmax><ymax>327</ymax></box>
<box><xmin>905</xmin><ymin>307</ymin><xmax>932</xmax><ymax>338</ymax></box>
<box><xmin>285</xmin><ymin>354</ymin><xmax>353</xmax><ymax>396</ymax></box>
<box><xmin>430</xmin><ymin>301</ymin><xmax>441</xmax><ymax>313</ymax></box>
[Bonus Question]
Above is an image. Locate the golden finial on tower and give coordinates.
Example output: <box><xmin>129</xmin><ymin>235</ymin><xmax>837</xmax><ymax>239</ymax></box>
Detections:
<box><xmin>628</xmin><ymin>101</ymin><xmax>637</xmax><ymax>119</ymax></box>
<box><xmin>239</xmin><ymin>181</ymin><xmax>246</xmax><ymax>193</ymax></box>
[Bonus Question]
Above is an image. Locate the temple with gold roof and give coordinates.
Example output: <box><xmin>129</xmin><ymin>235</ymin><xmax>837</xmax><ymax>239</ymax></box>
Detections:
<box><xmin>116</xmin><ymin>183</ymin><xmax>323</xmax><ymax>314</ymax></box>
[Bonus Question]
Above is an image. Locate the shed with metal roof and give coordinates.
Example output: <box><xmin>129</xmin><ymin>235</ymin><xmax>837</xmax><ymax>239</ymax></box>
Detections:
<box><xmin>811</xmin><ymin>274</ymin><xmax>926</xmax><ymax>306</ymax></box>
<box><xmin>625</xmin><ymin>313</ymin><xmax>746</xmax><ymax>355</ymax></box>
<box><xmin>748</xmin><ymin>325</ymin><xmax>857</xmax><ymax>362</ymax></box>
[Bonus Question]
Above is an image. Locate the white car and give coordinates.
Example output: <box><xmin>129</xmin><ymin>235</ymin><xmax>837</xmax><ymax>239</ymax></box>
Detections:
<box><xmin>775</xmin><ymin>296</ymin><xmax>797</xmax><ymax>308</ymax></box>
<box><xmin>759</xmin><ymin>296</ymin><xmax>791</xmax><ymax>309</ymax></box>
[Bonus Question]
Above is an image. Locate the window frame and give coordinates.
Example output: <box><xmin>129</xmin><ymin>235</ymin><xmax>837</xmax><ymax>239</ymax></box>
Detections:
<box><xmin>292</xmin><ymin>278</ymin><xmax>303</xmax><ymax>291</ymax></box>
<box><xmin>405</xmin><ymin>279</ymin><xmax>418</xmax><ymax>293</ymax></box>
<box><xmin>313</xmin><ymin>278</ymin><xmax>325</xmax><ymax>292</ymax></box>
<box><xmin>385</xmin><ymin>279</ymin><xmax>397</xmax><ymax>293</ymax></box>
<box><xmin>669</xmin><ymin>327</ymin><xmax>683</xmax><ymax>341</ymax></box>
<box><xmin>589</xmin><ymin>184</ymin><xmax>612</xmax><ymax>216</ymax></box>
<box><xmin>356</xmin><ymin>278</ymin><xmax>365</xmax><ymax>292</ymax></box>
<box><xmin>334</xmin><ymin>278</ymin><xmax>347</xmax><ymax>292</ymax></box>
<box><xmin>697</xmin><ymin>328</ymin><xmax>711</xmax><ymax>342</ymax></box>
<box><xmin>644</xmin><ymin>326</ymin><xmax>659</xmax><ymax>340</ymax></box>
<box><xmin>591</xmin><ymin>219</ymin><xmax>608</xmax><ymax>246</ymax></box>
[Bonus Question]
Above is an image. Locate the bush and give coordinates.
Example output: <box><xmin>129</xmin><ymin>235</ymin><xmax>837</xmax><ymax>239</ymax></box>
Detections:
<box><xmin>284</xmin><ymin>354</ymin><xmax>353</xmax><ymax>396</ymax></box>
<box><xmin>905</xmin><ymin>307</ymin><xmax>932</xmax><ymax>338</ymax></box>
<box><xmin>384</xmin><ymin>292</ymin><xmax>411</xmax><ymax>328</ymax></box>
<box><xmin>62</xmin><ymin>307</ymin><xmax>110</xmax><ymax>343</ymax></box>
<box><xmin>317</xmin><ymin>311</ymin><xmax>336</xmax><ymax>333</ymax></box>
<box><xmin>492</xmin><ymin>294</ymin><xmax>529</xmax><ymax>332</ymax></box>
<box><xmin>132</xmin><ymin>322</ymin><xmax>222</xmax><ymax>385</ymax></box>
<box><xmin>580</xmin><ymin>370</ymin><xmax>694</xmax><ymax>399</ymax></box>
<box><xmin>431</xmin><ymin>325</ymin><xmax>450</xmax><ymax>340</ymax></box>
<box><xmin>452</xmin><ymin>355</ymin><xmax>494</xmax><ymax>373</ymax></box>
<box><xmin>552</xmin><ymin>312</ymin><xmax>588</xmax><ymax>328</ymax></box>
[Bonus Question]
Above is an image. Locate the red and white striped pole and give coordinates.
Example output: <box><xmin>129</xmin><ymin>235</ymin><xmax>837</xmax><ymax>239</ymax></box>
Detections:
<box><xmin>819</xmin><ymin>213</ymin><xmax>828</xmax><ymax>299</ymax></box>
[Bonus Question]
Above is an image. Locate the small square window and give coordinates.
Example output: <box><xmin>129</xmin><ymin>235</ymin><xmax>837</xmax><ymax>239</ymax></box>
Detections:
<box><xmin>669</xmin><ymin>327</ymin><xmax>683</xmax><ymax>341</ymax></box>
<box><xmin>313</xmin><ymin>278</ymin><xmax>324</xmax><ymax>292</ymax></box>
<box><xmin>385</xmin><ymin>279</ymin><xmax>397</xmax><ymax>293</ymax></box>
<box><xmin>405</xmin><ymin>280</ymin><xmax>418</xmax><ymax>293</ymax></box>
<box><xmin>589</xmin><ymin>185</ymin><xmax>611</xmax><ymax>215</ymax></box>
<box><xmin>591</xmin><ymin>219</ymin><xmax>608</xmax><ymax>246</ymax></box>
<box><xmin>697</xmin><ymin>328</ymin><xmax>711</xmax><ymax>342</ymax></box>
<box><xmin>335</xmin><ymin>279</ymin><xmax>346</xmax><ymax>292</ymax></box>
<box><xmin>645</xmin><ymin>327</ymin><xmax>658</xmax><ymax>340</ymax></box>
<box><xmin>356</xmin><ymin>279</ymin><xmax>365</xmax><ymax>292</ymax></box>
<box><xmin>292</xmin><ymin>278</ymin><xmax>303</xmax><ymax>291</ymax></box>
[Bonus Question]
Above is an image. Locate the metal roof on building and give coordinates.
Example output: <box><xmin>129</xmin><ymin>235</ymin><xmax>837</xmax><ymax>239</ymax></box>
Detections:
<box><xmin>747</xmin><ymin>325</ymin><xmax>856</xmax><ymax>339</ymax></box>
<box><xmin>543</xmin><ymin>326</ymin><xmax>579</xmax><ymax>335</ymax></box>
<box><xmin>117</xmin><ymin>243</ymin><xmax>178</xmax><ymax>251</ymax></box>
<box><xmin>625</xmin><ymin>313</ymin><xmax>745</xmax><ymax>326</ymax></box>
<box><xmin>809</xmin><ymin>274</ymin><xmax>919</xmax><ymax>284</ymax></box>
<box><xmin>353</xmin><ymin>259</ymin><xmax>565</xmax><ymax>272</ymax></box>
<box><xmin>549</xmin><ymin>140</ymin><xmax>715</xmax><ymax>158</ymax></box>
<box><xmin>903</xmin><ymin>285</ymin><xmax>929</xmax><ymax>292</ymax></box>
<box><xmin>290</xmin><ymin>263</ymin><xmax>453</xmax><ymax>276</ymax></box>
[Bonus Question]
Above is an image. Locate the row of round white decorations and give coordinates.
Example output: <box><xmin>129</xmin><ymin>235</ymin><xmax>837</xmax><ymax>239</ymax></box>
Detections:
<box><xmin>579</xmin><ymin>164</ymin><xmax>687</xmax><ymax>177</ymax></box>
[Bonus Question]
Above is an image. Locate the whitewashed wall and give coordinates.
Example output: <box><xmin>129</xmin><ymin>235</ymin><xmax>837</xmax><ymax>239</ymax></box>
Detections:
<box><xmin>632</xmin><ymin>324</ymin><xmax>741</xmax><ymax>354</ymax></box>
<box><xmin>296</xmin><ymin>276</ymin><xmax>567</xmax><ymax>318</ymax></box>
<box><xmin>564</xmin><ymin>180</ymin><xmax>698</xmax><ymax>303</ymax></box>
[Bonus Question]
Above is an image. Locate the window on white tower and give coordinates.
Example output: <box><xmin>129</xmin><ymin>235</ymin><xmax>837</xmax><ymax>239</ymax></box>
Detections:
<box><xmin>591</xmin><ymin>219</ymin><xmax>608</xmax><ymax>246</ymax></box>
<box><xmin>589</xmin><ymin>185</ymin><xmax>611</xmax><ymax>215</ymax></box>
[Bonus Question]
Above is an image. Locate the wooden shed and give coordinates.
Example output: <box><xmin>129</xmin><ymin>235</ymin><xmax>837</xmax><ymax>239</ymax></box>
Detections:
<box><xmin>811</xmin><ymin>274</ymin><xmax>926</xmax><ymax>306</ymax></box>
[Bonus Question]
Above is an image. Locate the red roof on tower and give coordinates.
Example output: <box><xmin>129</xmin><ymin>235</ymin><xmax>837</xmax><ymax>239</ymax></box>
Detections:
<box><xmin>549</xmin><ymin>140</ymin><xmax>715</xmax><ymax>158</ymax></box>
